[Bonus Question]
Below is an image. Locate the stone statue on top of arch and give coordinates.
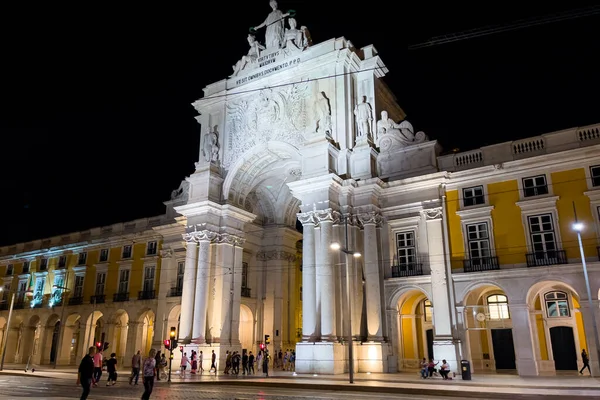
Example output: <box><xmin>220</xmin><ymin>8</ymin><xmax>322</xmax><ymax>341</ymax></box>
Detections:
<box><xmin>253</xmin><ymin>0</ymin><xmax>289</xmax><ymax>50</ymax></box>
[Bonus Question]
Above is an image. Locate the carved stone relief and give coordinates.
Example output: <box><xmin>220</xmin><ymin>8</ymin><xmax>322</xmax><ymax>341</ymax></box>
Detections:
<box><xmin>376</xmin><ymin>110</ymin><xmax>428</xmax><ymax>152</ymax></box>
<box><xmin>170</xmin><ymin>180</ymin><xmax>190</xmax><ymax>201</ymax></box>
<box><xmin>422</xmin><ymin>207</ymin><xmax>443</xmax><ymax>220</ymax></box>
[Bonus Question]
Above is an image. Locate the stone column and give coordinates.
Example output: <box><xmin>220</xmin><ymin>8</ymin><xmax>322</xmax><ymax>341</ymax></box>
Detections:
<box><xmin>509</xmin><ymin>304</ymin><xmax>539</xmax><ymax>376</ymax></box>
<box><xmin>155</xmin><ymin>248</ymin><xmax>173</xmax><ymax>342</ymax></box>
<box><xmin>316</xmin><ymin>209</ymin><xmax>335</xmax><ymax>341</ymax></box>
<box><xmin>217</xmin><ymin>234</ymin><xmax>245</xmax><ymax>347</ymax></box>
<box><xmin>179</xmin><ymin>236</ymin><xmax>198</xmax><ymax>342</ymax></box>
<box><xmin>423</xmin><ymin>207</ymin><xmax>459</xmax><ymax>367</ymax></box>
<box><xmin>358</xmin><ymin>211</ymin><xmax>384</xmax><ymax>341</ymax></box>
<box><xmin>124</xmin><ymin>321</ymin><xmax>142</xmax><ymax>363</ymax></box>
<box><xmin>192</xmin><ymin>231</ymin><xmax>217</xmax><ymax>343</ymax></box>
<box><xmin>579</xmin><ymin>301</ymin><xmax>600</xmax><ymax>375</ymax></box>
<box><xmin>298</xmin><ymin>212</ymin><xmax>317</xmax><ymax>341</ymax></box>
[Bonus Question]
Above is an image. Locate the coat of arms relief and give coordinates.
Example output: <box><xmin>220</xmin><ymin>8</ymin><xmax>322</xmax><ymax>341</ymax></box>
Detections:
<box><xmin>223</xmin><ymin>82</ymin><xmax>313</xmax><ymax>169</ymax></box>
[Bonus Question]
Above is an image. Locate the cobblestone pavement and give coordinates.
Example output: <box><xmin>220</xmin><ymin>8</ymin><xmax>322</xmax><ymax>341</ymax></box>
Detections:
<box><xmin>0</xmin><ymin>375</ymin><xmax>489</xmax><ymax>400</ymax></box>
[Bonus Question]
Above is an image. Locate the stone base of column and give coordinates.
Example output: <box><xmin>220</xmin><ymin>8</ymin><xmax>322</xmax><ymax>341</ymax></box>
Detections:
<box><xmin>433</xmin><ymin>338</ymin><xmax>461</xmax><ymax>376</ymax></box>
<box><xmin>516</xmin><ymin>357</ymin><xmax>539</xmax><ymax>376</ymax></box>
<box><xmin>320</xmin><ymin>334</ymin><xmax>337</xmax><ymax>342</ymax></box>
<box><xmin>357</xmin><ymin>341</ymin><xmax>392</xmax><ymax>373</ymax></box>
<box><xmin>191</xmin><ymin>337</ymin><xmax>206</xmax><ymax>345</ymax></box>
<box><xmin>294</xmin><ymin>342</ymin><xmax>346</xmax><ymax>375</ymax></box>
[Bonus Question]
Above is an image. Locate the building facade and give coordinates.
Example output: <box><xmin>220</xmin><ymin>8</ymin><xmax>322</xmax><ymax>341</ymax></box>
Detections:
<box><xmin>1</xmin><ymin>5</ymin><xmax>599</xmax><ymax>377</ymax></box>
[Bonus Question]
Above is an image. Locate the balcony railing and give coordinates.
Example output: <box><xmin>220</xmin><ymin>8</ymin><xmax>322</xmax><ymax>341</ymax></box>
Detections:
<box><xmin>90</xmin><ymin>294</ymin><xmax>106</xmax><ymax>304</ymax></box>
<box><xmin>113</xmin><ymin>292</ymin><xmax>129</xmax><ymax>302</ymax></box>
<box><xmin>391</xmin><ymin>262</ymin><xmax>423</xmax><ymax>278</ymax></box>
<box><xmin>68</xmin><ymin>296</ymin><xmax>84</xmax><ymax>306</ymax></box>
<box><xmin>526</xmin><ymin>250</ymin><xmax>568</xmax><ymax>267</ymax></box>
<box><xmin>241</xmin><ymin>287</ymin><xmax>251</xmax><ymax>298</ymax></box>
<box><xmin>463</xmin><ymin>256</ymin><xmax>500</xmax><ymax>273</ymax></box>
<box><xmin>168</xmin><ymin>287</ymin><xmax>182</xmax><ymax>297</ymax></box>
<box><xmin>138</xmin><ymin>290</ymin><xmax>156</xmax><ymax>300</ymax></box>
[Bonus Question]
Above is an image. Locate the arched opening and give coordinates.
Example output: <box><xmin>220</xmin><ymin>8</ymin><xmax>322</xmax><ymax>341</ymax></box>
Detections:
<box><xmin>463</xmin><ymin>284</ymin><xmax>515</xmax><ymax>373</ymax></box>
<box><xmin>138</xmin><ymin>310</ymin><xmax>155</xmax><ymax>356</ymax></box>
<box><xmin>64</xmin><ymin>313</ymin><xmax>81</xmax><ymax>365</ymax></box>
<box><xmin>50</xmin><ymin>321</ymin><xmax>61</xmax><ymax>363</ymax></box>
<box><xmin>239</xmin><ymin>304</ymin><xmax>253</xmax><ymax>353</ymax></box>
<box><xmin>19</xmin><ymin>315</ymin><xmax>40</xmax><ymax>364</ymax></box>
<box><xmin>111</xmin><ymin>310</ymin><xmax>129</xmax><ymax>364</ymax></box>
<box><xmin>396</xmin><ymin>289</ymin><xmax>432</xmax><ymax>370</ymax></box>
<box><xmin>167</xmin><ymin>305</ymin><xmax>181</xmax><ymax>344</ymax></box>
<box><xmin>82</xmin><ymin>311</ymin><xmax>104</xmax><ymax>351</ymax></box>
<box><xmin>40</xmin><ymin>314</ymin><xmax>60</xmax><ymax>365</ymax></box>
<box><xmin>527</xmin><ymin>281</ymin><xmax>584</xmax><ymax>373</ymax></box>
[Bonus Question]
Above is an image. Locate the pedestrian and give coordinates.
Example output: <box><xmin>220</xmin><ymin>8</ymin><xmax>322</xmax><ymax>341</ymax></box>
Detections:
<box><xmin>77</xmin><ymin>346</ymin><xmax>96</xmax><ymax>400</ymax></box>
<box><xmin>92</xmin><ymin>348</ymin><xmax>103</xmax><ymax>386</ymax></box>
<box><xmin>154</xmin><ymin>351</ymin><xmax>162</xmax><ymax>380</ymax></box>
<box><xmin>199</xmin><ymin>350</ymin><xmax>204</xmax><ymax>373</ymax></box>
<box><xmin>129</xmin><ymin>350</ymin><xmax>141</xmax><ymax>385</ymax></box>
<box><xmin>142</xmin><ymin>349</ymin><xmax>157</xmax><ymax>400</ymax></box>
<box><xmin>248</xmin><ymin>351</ymin><xmax>255</xmax><ymax>374</ymax></box>
<box><xmin>580</xmin><ymin>349</ymin><xmax>591</xmax><ymax>375</ymax></box>
<box><xmin>242</xmin><ymin>350</ymin><xmax>249</xmax><ymax>375</ymax></box>
<box><xmin>210</xmin><ymin>350</ymin><xmax>217</xmax><ymax>373</ymax></box>
<box><xmin>263</xmin><ymin>350</ymin><xmax>270</xmax><ymax>377</ymax></box>
<box><xmin>105</xmin><ymin>352</ymin><xmax>118</xmax><ymax>386</ymax></box>
<box><xmin>180</xmin><ymin>352</ymin><xmax>189</xmax><ymax>377</ymax></box>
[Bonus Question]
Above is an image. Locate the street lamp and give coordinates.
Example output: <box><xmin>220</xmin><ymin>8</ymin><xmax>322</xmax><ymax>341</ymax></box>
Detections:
<box><xmin>330</xmin><ymin>214</ymin><xmax>361</xmax><ymax>384</ymax></box>
<box><xmin>52</xmin><ymin>274</ymin><xmax>70</xmax><ymax>369</ymax></box>
<box><xmin>0</xmin><ymin>289</ymin><xmax>33</xmax><ymax>371</ymax></box>
<box><xmin>572</xmin><ymin>205</ymin><xmax>600</xmax><ymax>376</ymax></box>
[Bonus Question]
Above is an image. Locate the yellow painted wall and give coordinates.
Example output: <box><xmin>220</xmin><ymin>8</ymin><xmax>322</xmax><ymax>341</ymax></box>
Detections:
<box><xmin>575</xmin><ymin>311</ymin><xmax>588</xmax><ymax>352</ymax></box>
<box><xmin>480</xmin><ymin>331</ymin><xmax>490</xmax><ymax>357</ymax></box>
<box><xmin>535</xmin><ymin>314</ymin><xmax>548</xmax><ymax>360</ymax></box>
<box><xmin>488</xmin><ymin>180</ymin><xmax>528</xmax><ymax>266</ymax></box>
<box><xmin>402</xmin><ymin>318</ymin><xmax>414</xmax><ymax>359</ymax></box>
<box><xmin>551</xmin><ymin>168</ymin><xmax>598</xmax><ymax>259</ymax></box>
<box><xmin>416</xmin><ymin>317</ymin><xmax>424</xmax><ymax>358</ymax></box>
<box><xmin>446</xmin><ymin>190</ymin><xmax>465</xmax><ymax>269</ymax></box>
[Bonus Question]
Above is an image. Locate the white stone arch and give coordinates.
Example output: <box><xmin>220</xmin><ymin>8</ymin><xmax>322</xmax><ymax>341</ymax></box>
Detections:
<box><xmin>20</xmin><ymin>314</ymin><xmax>42</xmax><ymax>365</ymax></box>
<box><xmin>41</xmin><ymin>313</ymin><xmax>60</xmax><ymax>365</ymax></box>
<box><xmin>458</xmin><ymin>279</ymin><xmax>511</xmax><ymax>306</ymax></box>
<box><xmin>526</xmin><ymin>279</ymin><xmax>584</xmax><ymax>373</ymax></box>
<box><xmin>239</xmin><ymin>303</ymin><xmax>254</xmax><ymax>353</ymax></box>
<box><xmin>387</xmin><ymin>284</ymin><xmax>432</xmax><ymax>310</ymax></box>
<box><xmin>222</xmin><ymin>141</ymin><xmax>303</xmax><ymax>226</ymax></box>
<box><xmin>63</xmin><ymin>313</ymin><xmax>81</xmax><ymax>365</ymax></box>
<box><xmin>109</xmin><ymin>309</ymin><xmax>130</xmax><ymax>362</ymax></box>
<box><xmin>135</xmin><ymin>308</ymin><xmax>156</xmax><ymax>357</ymax></box>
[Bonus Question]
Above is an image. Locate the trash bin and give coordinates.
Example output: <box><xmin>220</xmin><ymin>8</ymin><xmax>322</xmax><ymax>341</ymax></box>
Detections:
<box><xmin>461</xmin><ymin>360</ymin><xmax>471</xmax><ymax>380</ymax></box>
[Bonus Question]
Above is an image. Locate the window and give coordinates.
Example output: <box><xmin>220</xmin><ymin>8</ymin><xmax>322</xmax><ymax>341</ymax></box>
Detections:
<box><xmin>118</xmin><ymin>269</ymin><xmax>130</xmax><ymax>293</ymax></box>
<box><xmin>95</xmin><ymin>272</ymin><xmax>106</xmax><ymax>295</ymax></box>
<box><xmin>58</xmin><ymin>256</ymin><xmax>67</xmax><ymax>268</ymax></box>
<box><xmin>395</xmin><ymin>231</ymin><xmax>416</xmax><ymax>266</ymax></box>
<box><xmin>528</xmin><ymin>214</ymin><xmax>557</xmax><ymax>255</ymax></box>
<box><xmin>6</xmin><ymin>264</ymin><xmax>13</xmax><ymax>276</ymax></box>
<box><xmin>463</xmin><ymin>186</ymin><xmax>485</xmax><ymax>207</ymax></box>
<box><xmin>74</xmin><ymin>275</ymin><xmax>85</xmax><ymax>298</ymax></box>
<box><xmin>522</xmin><ymin>175</ymin><xmax>548</xmax><ymax>197</ymax></box>
<box><xmin>147</xmin><ymin>241</ymin><xmax>158</xmax><ymax>256</ymax></box>
<box><xmin>242</xmin><ymin>262</ymin><xmax>248</xmax><ymax>288</ymax></box>
<box><xmin>40</xmin><ymin>258</ymin><xmax>48</xmax><ymax>271</ymax></box>
<box><xmin>591</xmin><ymin>165</ymin><xmax>600</xmax><ymax>187</ymax></box>
<box><xmin>22</xmin><ymin>261</ymin><xmax>30</xmax><ymax>274</ymax></box>
<box><xmin>143</xmin><ymin>266</ymin><xmax>155</xmax><ymax>292</ymax></box>
<box><xmin>545</xmin><ymin>291</ymin><xmax>569</xmax><ymax>317</ymax></box>
<box><xmin>99</xmin><ymin>249</ymin><xmax>109</xmax><ymax>263</ymax></box>
<box><xmin>466</xmin><ymin>222</ymin><xmax>491</xmax><ymax>260</ymax></box>
<box><xmin>122</xmin><ymin>245</ymin><xmax>132</xmax><ymax>259</ymax></box>
<box><xmin>423</xmin><ymin>300</ymin><xmax>433</xmax><ymax>322</ymax></box>
<box><xmin>176</xmin><ymin>261</ymin><xmax>184</xmax><ymax>292</ymax></box>
<box><xmin>78</xmin><ymin>253</ymin><xmax>87</xmax><ymax>265</ymax></box>
<box><xmin>16</xmin><ymin>280</ymin><xmax>27</xmax><ymax>303</ymax></box>
<box><xmin>487</xmin><ymin>294</ymin><xmax>510</xmax><ymax>320</ymax></box>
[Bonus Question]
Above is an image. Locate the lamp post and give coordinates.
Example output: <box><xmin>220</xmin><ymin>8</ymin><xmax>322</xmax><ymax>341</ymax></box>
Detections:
<box><xmin>0</xmin><ymin>289</ymin><xmax>33</xmax><ymax>371</ymax></box>
<box><xmin>572</xmin><ymin>203</ymin><xmax>600</xmax><ymax>376</ymax></box>
<box><xmin>52</xmin><ymin>273</ymin><xmax>70</xmax><ymax>369</ymax></box>
<box><xmin>330</xmin><ymin>214</ymin><xmax>361</xmax><ymax>384</ymax></box>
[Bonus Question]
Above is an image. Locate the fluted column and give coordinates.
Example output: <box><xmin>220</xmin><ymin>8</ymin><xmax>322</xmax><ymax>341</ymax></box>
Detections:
<box><xmin>316</xmin><ymin>209</ymin><xmax>335</xmax><ymax>341</ymax></box>
<box><xmin>358</xmin><ymin>211</ymin><xmax>384</xmax><ymax>341</ymax></box>
<box><xmin>192</xmin><ymin>231</ymin><xmax>217</xmax><ymax>343</ymax></box>
<box><xmin>217</xmin><ymin>233</ymin><xmax>245</xmax><ymax>346</ymax></box>
<box><xmin>179</xmin><ymin>236</ymin><xmax>198</xmax><ymax>342</ymax></box>
<box><xmin>298</xmin><ymin>212</ymin><xmax>317</xmax><ymax>341</ymax></box>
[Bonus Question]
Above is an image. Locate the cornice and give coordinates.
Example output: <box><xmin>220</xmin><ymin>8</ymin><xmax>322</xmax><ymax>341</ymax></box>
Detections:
<box><xmin>456</xmin><ymin>205</ymin><xmax>495</xmax><ymax>220</ymax></box>
<box><xmin>516</xmin><ymin>196</ymin><xmax>559</xmax><ymax>213</ymax></box>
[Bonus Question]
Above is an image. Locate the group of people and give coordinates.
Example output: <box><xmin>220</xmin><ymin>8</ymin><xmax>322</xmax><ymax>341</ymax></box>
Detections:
<box><xmin>420</xmin><ymin>358</ymin><xmax>452</xmax><ymax>380</ymax></box>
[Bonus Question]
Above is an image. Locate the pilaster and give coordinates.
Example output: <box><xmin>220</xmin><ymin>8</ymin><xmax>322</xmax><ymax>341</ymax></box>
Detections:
<box><xmin>510</xmin><ymin>304</ymin><xmax>539</xmax><ymax>376</ymax></box>
<box><xmin>315</xmin><ymin>209</ymin><xmax>336</xmax><ymax>341</ymax></box>
<box><xmin>579</xmin><ymin>301</ymin><xmax>600</xmax><ymax>376</ymax></box>
<box><xmin>178</xmin><ymin>237</ymin><xmax>198</xmax><ymax>343</ymax></box>
<box><xmin>298</xmin><ymin>211</ymin><xmax>318</xmax><ymax>341</ymax></box>
<box><xmin>192</xmin><ymin>231</ymin><xmax>219</xmax><ymax>343</ymax></box>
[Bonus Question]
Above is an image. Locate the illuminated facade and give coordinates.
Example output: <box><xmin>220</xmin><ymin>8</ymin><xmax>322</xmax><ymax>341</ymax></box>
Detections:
<box><xmin>1</xmin><ymin>5</ymin><xmax>599</xmax><ymax>377</ymax></box>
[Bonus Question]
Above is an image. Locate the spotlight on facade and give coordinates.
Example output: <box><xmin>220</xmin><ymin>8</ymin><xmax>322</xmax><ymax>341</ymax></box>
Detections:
<box><xmin>572</xmin><ymin>222</ymin><xmax>584</xmax><ymax>232</ymax></box>
<box><xmin>353</xmin><ymin>252</ymin><xmax>361</xmax><ymax>258</ymax></box>
<box><xmin>330</xmin><ymin>242</ymin><xmax>341</xmax><ymax>250</ymax></box>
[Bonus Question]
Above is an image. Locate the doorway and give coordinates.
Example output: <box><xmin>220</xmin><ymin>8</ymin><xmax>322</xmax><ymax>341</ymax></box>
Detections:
<box><xmin>491</xmin><ymin>329</ymin><xmax>516</xmax><ymax>369</ymax></box>
<box><xmin>50</xmin><ymin>321</ymin><xmax>60</xmax><ymax>363</ymax></box>
<box><xmin>549</xmin><ymin>326</ymin><xmax>577</xmax><ymax>370</ymax></box>
<box><xmin>426</xmin><ymin>329</ymin><xmax>434</xmax><ymax>360</ymax></box>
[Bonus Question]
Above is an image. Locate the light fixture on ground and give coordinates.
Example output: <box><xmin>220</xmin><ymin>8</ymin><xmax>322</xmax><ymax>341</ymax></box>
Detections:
<box><xmin>572</xmin><ymin>203</ymin><xmax>600</xmax><ymax>376</ymax></box>
<box><xmin>0</xmin><ymin>289</ymin><xmax>33</xmax><ymax>371</ymax></box>
<box><xmin>330</xmin><ymin>214</ymin><xmax>361</xmax><ymax>384</ymax></box>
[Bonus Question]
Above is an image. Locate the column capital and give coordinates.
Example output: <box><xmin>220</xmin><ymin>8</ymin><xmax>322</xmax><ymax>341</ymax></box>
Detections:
<box><xmin>159</xmin><ymin>249</ymin><xmax>173</xmax><ymax>258</ymax></box>
<box><xmin>314</xmin><ymin>208</ymin><xmax>334</xmax><ymax>223</ymax></box>
<box><xmin>357</xmin><ymin>211</ymin><xmax>383</xmax><ymax>227</ymax></box>
<box><xmin>183</xmin><ymin>230</ymin><xmax>219</xmax><ymax>243</ymax></box>
<box><xmin>298</xmin><ymin>211</ymin><xmax>317</xmax><ymax>226</ymax></box>
<box><xmin>422</xmin><ymin>207</ymin><xmax>443</xmax><ymax>221</ymax></box>
<box><xmin>218</xmin><ymin>233</ymin><xmax>245</xmax><ymax>246</ymax></box>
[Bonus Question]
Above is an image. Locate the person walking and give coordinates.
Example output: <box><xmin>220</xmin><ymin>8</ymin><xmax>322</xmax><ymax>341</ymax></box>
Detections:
<box><xmin>580</xmin><ymin>349</ymin><xmax>591</xmax><ymax>375</ymax></box>
<box><xmin>129</xmin><ymin>350</ymin><xmax>141</xmax><ymax>385</ymax></box>
<box><xmin>92</xmin><ymin>348</ymin><xmax>103</xmax><ymax>386</ymax></box>
<box><xmin>209</xmin><ymin>350</ymin><xmax>217</xmax><ymax>373</ymax></box>
<box><xmin>77</xmin><ymin>346</ymin><xmax>96</xmax><ymax>400</ymax></box>
<box><xmin>180</xmin><ymin>352</ymin><xmax>189</xmax><ymax>377</ymax></box>
<box><xmin>141</xmin><ymin>349</ymin><xmax>157</xmax><ymax>400</ymax></box>
<box><xmin>105</xmin><ymin>353</ymin><xmax>118</xmax><ymax>385</ymax></box>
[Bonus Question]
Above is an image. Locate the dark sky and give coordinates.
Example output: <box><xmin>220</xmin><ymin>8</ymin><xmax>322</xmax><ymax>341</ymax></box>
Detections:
<box><xmin>1</xmin><ymin>2</ymin><xmax>599</xmax><ymax>246</ymax></box>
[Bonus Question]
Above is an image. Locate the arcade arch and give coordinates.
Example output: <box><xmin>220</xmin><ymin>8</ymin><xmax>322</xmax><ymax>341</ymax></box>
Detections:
<box><xmin>395</xmin><ymin>288</ymin><xmax>433</xmax><ymax>369</ymax></box>
<box><xmin>239</xmin><ymin>304</ymin><xmax>253</xmax><ymax>352</ymax></box>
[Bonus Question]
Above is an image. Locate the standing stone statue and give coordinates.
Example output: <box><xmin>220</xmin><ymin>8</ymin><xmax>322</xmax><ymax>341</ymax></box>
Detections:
<box><xmin>202</xmin><ymin>126</ymin><xmax>220</xmax><ymax>163</ymax></box>
<box><xmin>253</xmin><ymin>0</ymin><xmax>289</xmax><ymax>49</ymax></box>
<box><xmin>315</xmin><ymin>91</ymin><xmax>332</xmax><ymax>135</ymax></box>
<box><xmin>354</xmin><ymin>96</ymin><xmax>373</xmax><ymax>138</ymax></box>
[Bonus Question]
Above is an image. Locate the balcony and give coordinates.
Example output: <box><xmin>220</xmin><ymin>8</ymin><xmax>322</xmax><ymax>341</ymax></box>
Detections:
<box><xmin>463</xmin><ymin>256</ymin><xmax>500</xmax><ymax>273</ymax></box>
<box><xmin>138</xmin><ymin>290</ymin><xmax>156</xmax><ymax>300</ymax></box>
<box><xmin>526</xmin><ymin>250</ymin><xmax>568</xmax><ymax>267</ymax></box>
<box><xmin>168</xmin><ymin>287</ymin><xmax>182</xmax><ymax>297</ymax></box>
<box><xmin>90</xmin><ymin>294</ymin><xmax>106</xmax><ymax>304</ymax></box>
<box><xmin>241</xmin><ymin>287</ymin><xmax>251</xmax><ymax>298</ymax></box>
<box><xmin>68</xmin><ymin>296</ymin><xmax>84</xmax><ymax>306</ymax></box>
<box><xmin>113</xmin><ymin>292</ymin><xmax>129</xmax><ymax>302</ymax></box>
<box><xmin>391</xmin><ymin>262</ymin><xmax>423</xmax><ymax>278</ymax></box>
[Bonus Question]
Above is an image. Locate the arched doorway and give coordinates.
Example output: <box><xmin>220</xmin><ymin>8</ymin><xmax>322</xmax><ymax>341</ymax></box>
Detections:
<box><xmin>239</xmin><ymin>304</ymin><xmax>253</xmax><ymax>352</ymax></box>
<box><xmin>396</xmin><ymin>288</ymin><xmax>432</xmax><ymax>370</ymax></box>
<box><xmin>527</xmin><ymin>281</ymin><xmax>584</xmax><ymax>373</ymax></box>
<box><xmin>463</xmin><ymin>284</ymin><xmax>515</xmax><ymax>373</ymax></box>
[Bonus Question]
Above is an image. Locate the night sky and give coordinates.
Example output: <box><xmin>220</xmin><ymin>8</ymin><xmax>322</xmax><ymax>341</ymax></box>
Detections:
<box><xmin>1</xmin><ymin>2</ymin><xmax>599</xmax><ymax>246</ymax></box>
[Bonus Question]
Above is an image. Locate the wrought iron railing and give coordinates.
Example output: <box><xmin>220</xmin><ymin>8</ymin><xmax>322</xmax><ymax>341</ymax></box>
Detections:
<box><xmin>68</xmin><ymin>296</ymin><xmax>84</xmax><ymax>306</ymax></box>
<box><xmin>526</xmin><ymin>250</ymin><xmax>568</xmax><ymax>267</ymax></box>
<box><xmin>90</xmin><ymin>294</ymin><xmax>106</xmax><ymax>304</ymax></box>
<box><xmin>463</xmin><ymin>256</ymin><xmax>500</xmax><ymax>273</ymax></box>
<box><xmin>168</xmin><ymin>287</ymin><xmax>182</xmax><ymax>297</ymax></box>
<box><xmin>391</xmin><ymin>262</ymin><xmax>423</xmax><ymax>277</ymax></box>
<box><xmin>138</xmin><ymin>290</ymin><xmax>156</xmax><ymax>300</ymax></box>
<box><xmin>113</xmin><ymin>292</ymin><xmax>129</xmax><ymax>302</ymax></box>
